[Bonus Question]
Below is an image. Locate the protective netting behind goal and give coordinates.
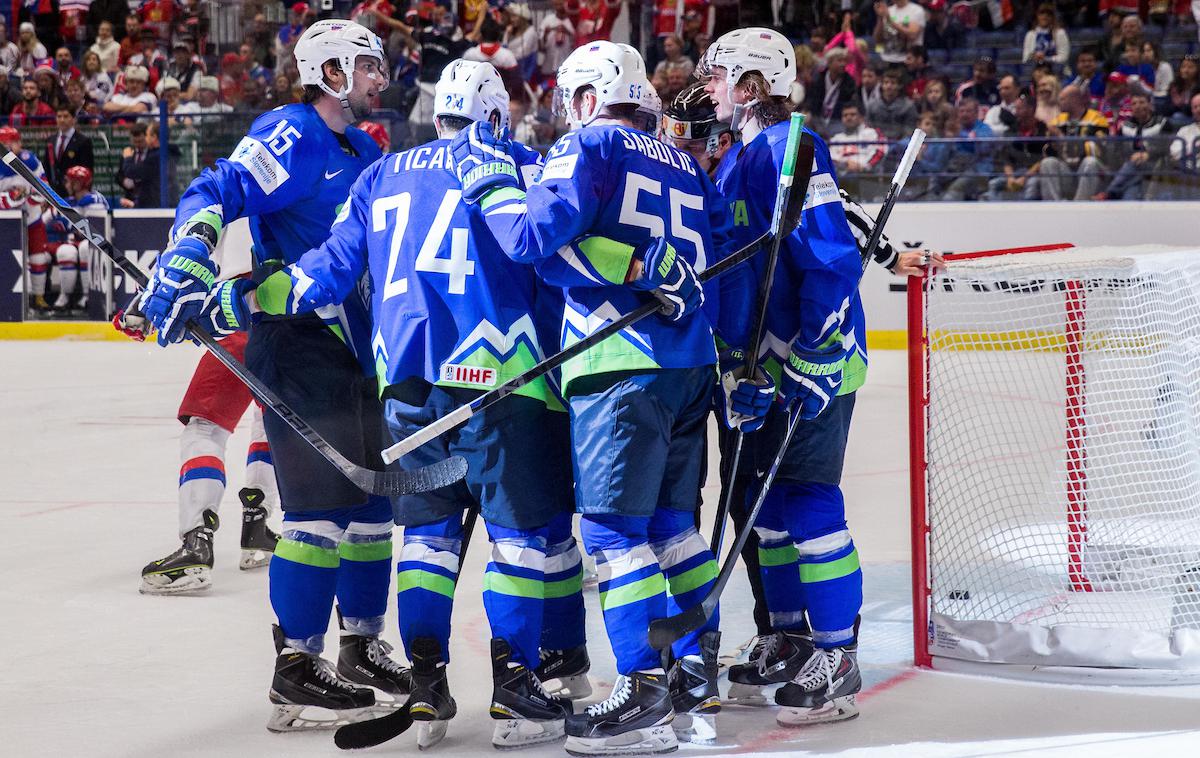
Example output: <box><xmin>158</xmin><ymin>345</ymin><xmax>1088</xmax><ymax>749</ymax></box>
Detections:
<box><xmin>915</xmin><ymin>245</ymin><xmax>1200</xmax><ymax>673</ymax></box>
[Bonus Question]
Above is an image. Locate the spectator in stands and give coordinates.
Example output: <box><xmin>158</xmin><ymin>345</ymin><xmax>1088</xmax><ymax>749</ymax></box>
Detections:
<box><xmin>985</xmin><ymin>92</ymin><xmax>1050</xmax><ymax>200</ymax></box>
<box><xmin>464</xmin><ymin>23</ymin><xmax>520</xmax><ymax>92</ymax></box>
<box><xmin>88</xmin><ymin>20</ymin><xmax>120</xmax><ymax>73</ymax></box>
<box><xmin>1100</xmin><ymin>71</ymin><xmax>1136</xmax><ymax>131</ymax></box>
<box><xmin>1023</xmin><ymin>4</ymin><xmax>1071</xmax><ymax>66</ymax></box>
<box><xmin>81</xmin><ymin>51</ymin><xmax>114</xmax><ymax>106</ymax></box>
<box><xmin>138</xmin><ymin>0</ymin><xmax>178</xmax><ymax>45</ymax></box>
<box><xmin>956</xmin><ymin>57</ymin><xmax>1000</xmax><ymax>112</ymax></box>
<box><xmin>867</xmin><ymin>66</ymin><xmax>918</xmax><ymax>140</ymax></box>
<box><xmin>1170</xmin><ymin>92</ymin><xmax>1200</xmax><ymax>171</ymax></box>
<box><xmin>177</xmin><ymin>75</ymin><xmax>231</xmax><ymax>124</ymax></box>
<box><xmin>118</xmin><ymin>15</ymin><xmax>142</xmax><ymax>67</ymax></box>
<box><xmin>1100</xmin><ymin>13</ymin><xmax>1142</xmax><ymax>66</ymax></box>
<box><xmin>166</xmin><ymin>38</ymin><xmax>203</xmax><ymax>101</ymax></box>
<box><xmin>860</xmin><ymin>62</ymin><xmax>883</xmax><ymax>112</ymax></box>
<box><xmin>87</xmin><ymin>0</ymin><xmax>129</xmax><ymax>43</ymax></box>
<box><xmin>130</xmin><ymin>28</ymin><xmax>168</xmax><ymax>89</ymax></box>
<box><xmin>156</xmin><ymin>77</ymin><xmax>186</xmax><ymax>123</ymax></box>
<box><xmin>32</xmin><ymin>62</ymin><xmax>66</xmax><ymax>109</ymax></box>
<box><xmin>272</xmin><ymin>73</ymin><xmax>298</xmax><ymax>106</ymax></box>
<box><xmin>219</xmin><ymin>51</ymin><xmax>249</xmax><ymax>109</ymax></box>
<box><xmin>655</xmin><ymin>35</ymin><xmax>694</xmax><ymax>80</ymax></box>
<box><xmin>504</xmin><ymin>4</ymin><xmax>539</xmax><ymax>82</ymax></box>
<box><xmin>235</xmin><ymin>77</ymin><xmax>268</xmax><ymax>115</ymax></box>
<box><xmin>1044</xmin><ymin>84</ymin><xmax>1110</xmax><ymax>200</ymax></box>
<box><xmin>575</xmin><ymin>0</ymin><xmax>622</xmax><ymax>46</ymax></box>
<box><xmin>63</xmin><ymin>78</ymin><xmax>96</xmax><ymax>123</ymax></box>
<box><xmin>103</xmin><ymin>65</ymin><xmax>157</xmax><ymax>116</ymax></box>
<box><xmin>1140</xmin><ymin>42</ymin><xmax>1174</xmax><ymax>111</ymax></box>
<box><xmin>43</xmin><ymin>104</ymin><xmax>94</xmax><ymax>196</ymax></box>
<box><xmin>60</xmin><ymin>3</ymin><xmax>89</xmax><ymax>56</ymax></box>
<box><xmin>53</xmin><ymin>47</ymin><xmax>81</xmax><ymax>85</ymax></box>
<box><xmin>1114</xmin><ymin>41</ymin><xmax>1155</xmax><ymax>90</ymax></box>
<box><xmin>920</xmin><ymin>77</ymin><xmax>956</xmax><ymax>134</ymax></box>
<box><xmin>509</xmin><ymin>95</ymin><xmax>537</xmax><ymax>146</ymax></box>
<box><xmin>240</xmin><ymin>42</ymin><xmax>272</xmax><ymax>88</ymax></box>
<box><xmin>923</xmin><ymin>0</ymin><xmax>965</xmax><ymax>51</ymax></box>
<box><xmin>10</xmin><ymin>78</ymin><xmax>55</xmax><ymax>125</ymax></box>
<box><xmin>984</xmin><ymin>74</ymin><xmax>1021</xmax><ymax>136</ymax></box>
<box><xmin>1093</xmin><ymin>91</ymin><xmax>1174</xmax><ymax>200</ymax></box>
<box><xmin>904</xmin><ymin>45</ymin><xmax>931</xmax><ymax>99</ymax></box>
<box><xmin>125</xmin><ymin>119</ymin><xmax>177</xmax><ymax>207</ymax></box>
<box><xmin>459</xmin><ymin>0</ymin><xmax>490</xmax><ymax>44</ymax></box>
<box><xmin>0</xmin><ymin>20</ymin><xmax>20</xmax><ymax>76</ymax></box>
<box><xmin>1068</xmin><ymin>47</ymin><xmax>1105</xmax><ymax>105</ymax></box>
<box><xmin>942</xmin><ymin>96</ymin><xmax>994</xmax><ymax>200</ymax></box>
<box><xmin>807</xmin><ymin>47</ymin><xmax>857</xmax><ymax>134</ymax></box>
<box><xmin>824</xmin><ymin>12</ymin><xmax>866</xmax><ymax>83</ymax></box>
<box><xmin>830</xmin><ymin>100</ymin><xmax>885</xmax><ymax>175</ymax></box>
<box><xmin>17</xmin><ymin>22</ymin><xmax>48</xmax><ymax>75</ymax></box>
<box><xmin>874</xmin><ymin>0</ymin><xmax>926</xmax><ymax>64</ymax></box>
<box><xmin>682</xmin><ymin>12</ymin><xmax>709</xmax><ymax>64</ymax></box>
<box><xmin>1167</xmin><ymin>55</ymin><xmax>1199</xmax><ymax>126</ymax></box>
<box><xmin>246</xmin><ymin>14</ymin><xmax>274</xmax><ymax>70</ymax></box>
<box><xmin>276</xmin><ymin>3</ymin><xmax>310</xmax><ymax>66</ymax></box>
<box><xmin>1035</xmin><ymin>75</ymin><xmax>1061</xmax><ymax>125</ymax></box>
<box><xmin>540</xmin><ymin>0</ymin><xmax>575</xmax><ymax>83</ymax></box>
<box><xmin>902</xmin><ymin>111</ymin><xmax>951</xmax><ymax>198</ymax></box>
<box><xmin>174</xmin><ymin>0</ymin><xmax>209</xmax><ymax>50</ymax></box>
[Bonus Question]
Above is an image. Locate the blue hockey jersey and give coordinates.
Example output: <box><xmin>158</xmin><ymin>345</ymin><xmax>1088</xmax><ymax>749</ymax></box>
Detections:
<box><xmin>713</xmin><ymin>122</ymin><xmax>868</xmax><ymax>395</ymax></box>
<box><xmin>172</xmin><ymin>103</ymin><xmax>382</xmax><ymax>374</ymax></box>
<box><xmin>479</xmin><ymin>123</ymin><xmax>734</xmax><ymax>391</ymax></box>
<box><xmin>255</xmin><ymin>139</ymin><xmax>562</xmax><ymax>408</ymax></box>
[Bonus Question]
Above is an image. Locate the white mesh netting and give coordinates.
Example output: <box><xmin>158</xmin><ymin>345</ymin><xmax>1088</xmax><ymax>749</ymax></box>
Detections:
<box><xmin>921</xmin><ymin>246</ymin><xmax>1200</xmax><ymax>671</ymax></box>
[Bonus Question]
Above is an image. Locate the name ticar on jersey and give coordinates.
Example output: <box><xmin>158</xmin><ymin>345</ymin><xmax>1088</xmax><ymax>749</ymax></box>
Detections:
<box><xmin>396</xmin><ymin>144</ymin><xmax>453</xmax><ymax>172</ymax></box>
<box><xmin>617</xmin><ymin>128</ymin><xmax>696</xmax><ymax>176</ymax></box>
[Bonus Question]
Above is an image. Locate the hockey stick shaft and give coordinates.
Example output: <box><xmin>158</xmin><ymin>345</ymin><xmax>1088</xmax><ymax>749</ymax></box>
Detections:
<box><xmin>2</xmin><ymin>150</ymin><xmax>465</xmax><ymax>497</ymax></box>
<box><xmin>648</xmin><ymin>128</ymin><xmax>926</xmax><ymax>650</ymax></box>
<box><xmin>711</xmin><ymin>113</ymin><xmax>806</xmax><ymax>555</ymax></box>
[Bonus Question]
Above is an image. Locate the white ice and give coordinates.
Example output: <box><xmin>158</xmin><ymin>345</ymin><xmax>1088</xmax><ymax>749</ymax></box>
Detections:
<box><xmin>2</xmin><ymin>342</ymin><xmax>1199</xmax><ymax>757</ymax></box>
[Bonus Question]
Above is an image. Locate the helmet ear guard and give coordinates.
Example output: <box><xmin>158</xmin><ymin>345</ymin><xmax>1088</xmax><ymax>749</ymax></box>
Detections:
<box><xmin>294</xmin><ymin>19</ymin><xmax>388</xmax><ymax>116</ymax></box>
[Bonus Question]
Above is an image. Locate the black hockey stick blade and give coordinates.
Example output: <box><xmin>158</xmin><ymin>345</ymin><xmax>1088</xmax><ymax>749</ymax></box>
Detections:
<box><xmin>2</xmin><ymin>150</ymin><xmax>467</xmax><ymax>498</ymax></box>
<box><xmin>334</xmin><ymin>706</ymin><xmax>414</xmax><ymax>750</ymax></box>
<box><xmin>648</xmin><ymin>600</ymin><xmax>711</xmax><ymax>651</ymax></box>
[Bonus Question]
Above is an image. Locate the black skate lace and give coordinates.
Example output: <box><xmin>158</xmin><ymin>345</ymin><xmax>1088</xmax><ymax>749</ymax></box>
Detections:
<box><xmin>791</xmin><ymin>649</ymin><xmax>838</xmax><ymax>692</ymax></box>
<box><xmin>366</xmin><ymin>638</ymin><xmax>408</xmax><ymax>676</ymax></box>
<box><xmin>585</xmin><ymin>675</ymin><xmax>631</xmax><ymax>716</ymax></box>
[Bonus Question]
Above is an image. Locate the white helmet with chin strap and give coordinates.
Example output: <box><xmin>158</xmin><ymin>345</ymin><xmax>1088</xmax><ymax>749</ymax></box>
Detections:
<box><xmin>295</xmin><ymin>19</ymin><xmax>388</xmax><ymax>111</ymax></box>
<box><xmin>555</xmin><ymin>40</ymin><xmax>650</xmax><ymax>130</ymax></box>
<box><xmin>634</xmin><ymin>84</ymin><xmax>663</xmax><ymax>138</ymax></box>
<box><xmin>434</xmin><ymin>59</ymin><xmax>510</xmax><ymax>131</ymax></box>
<box><xmin>698</xmin><ymin>27</ymin><xmax>796</xmax><ymax>131</ymax></box>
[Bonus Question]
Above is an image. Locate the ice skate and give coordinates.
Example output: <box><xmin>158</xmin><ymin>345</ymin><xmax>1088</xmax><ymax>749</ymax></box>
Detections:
<box><xmin>30</xmin><ymin>294</ymin><xmax>49</xmax><ymax>311</ymax></box>
<box><xmin>774</xmin><ymin>646</ymin><xmax>861</xmax><ymax>727</ymax></box>
<box><xmin>337</xmin><ymin>614</ymin><xmax>411</xmax><ymax>707</ymax></box>
<box><xmin>52</xmin><ymin>291</ymin><xmax>71</xmax><ymax>310</ymax></box>
<box><xmin>564</xmin><ymin>670</ymin><xmax>677</xmax><ymax>756</ymax></box>
<box><xmin>406</xmin><ymin>636</ymin><xmax>456</xmax><ymax>749</ymax></box>
<box><xmin>536</xmin><ymin>645</ymin><xmax>593</xmax><ymax>700</ymax></box>
<box><xmin>668</xmin><ymin>631</ymin><xmax>720</xmax><ymax>745</ymax></box>
<box><xmin>490</xmin><ymin>638</ymin><xmax>570</xmax><ymax>749</ymax></box>
<box><xmin>725</xmin><ymin>629</ymin><xmax>813</xmax><ymax>707</ymax></box>
<box><xmin>139</xmin><ymin>510</ymin><xmax>218</xmax><ymax>595</ymax></box>
<box><xmin>267</xmin><ymin>624</ymin><xmax>379</xmax><ymax>732</ymax></box>
<box><xmin>238</xmin><ymin>487</ymin><xmax>278</xmax><ymax>570</ymax></box>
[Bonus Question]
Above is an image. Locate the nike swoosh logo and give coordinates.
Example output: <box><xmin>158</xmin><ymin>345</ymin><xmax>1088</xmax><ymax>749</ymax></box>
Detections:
<box><xmin>324</xmin><ymin>169</ymin><xmax>344</xmax><ymax>179</ymax></box>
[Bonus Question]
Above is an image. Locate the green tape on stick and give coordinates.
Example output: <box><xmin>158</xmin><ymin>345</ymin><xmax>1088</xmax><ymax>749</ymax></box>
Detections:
<box><xmin>779</xmin><ymin>113</ymin><xmax>806</xmax><ymax>183</ymax></box>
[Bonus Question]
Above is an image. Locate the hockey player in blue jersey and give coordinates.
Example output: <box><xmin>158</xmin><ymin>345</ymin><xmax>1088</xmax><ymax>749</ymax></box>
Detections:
<box><xmin>449</xmin><ymin>41</ymin><xmax>752</xmax><ymax>755</ymax></box>
<box><xmin>700</xmin><ymin>27</ymin><xmax>868</xmax><ymax>727</ymax></box>
<box><xmin>41</xmin><ymin>165</ymin><xmax>108</xmax><ymax>311</ymax></box>
<box><xmin>135</xmin><ymin>20</ymin><xmax>413</xmax><ymax>732</ymax></box>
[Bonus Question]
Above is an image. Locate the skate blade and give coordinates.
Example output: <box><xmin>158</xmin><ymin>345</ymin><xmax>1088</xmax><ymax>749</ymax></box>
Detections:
<box><xmin>672</xmin><ymin>711</ymin><xmax>717</xmax><ymax>745</ymax></box>
<box><xmin>416</xmin><ymin>719</ymin><xmax>448</xmax><ymax>750</ymax></box>
<box><xmin>239</xmin><ymin>548</ymin><xmax>273</xmax><ymax>570</ymax></box>
<box><xmin>139</xmin><ymin>567</ymin><xmax>212</xmax><ymax>595</ymax></box>
<box><xmin>776</xmin><ymin>695</ymin><xmax>859</xmax><ymax>727</ymax></box>
<box><xmin>542</xmin><ymin>673</ymin><xmax>593</xmax><ymax>700</ymax></box>
<box><xmin>492</xmin><ymin>717</ymin><xmax>566</xmax><ymax>750</ymax></box>
<box><xmin>265</xmin><ymin>702</ymin><xmax>383</xmax><ymax>733</ymax></box>
<box><xmin>723</xmin><ymin>682</ymin><xmax>769</xmax><ymax>707</ymax></box>
<box><xmin>564</xmin><ymin>723</ymin><xmax>679</xmax><ymax>756</ymax></box>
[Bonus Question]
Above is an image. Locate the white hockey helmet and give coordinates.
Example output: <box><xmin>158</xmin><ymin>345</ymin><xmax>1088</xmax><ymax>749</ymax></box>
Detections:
<box><xmin>554</xmin><ymin>40</ymin><xmax>650</xmax><ymax>129</ymax></box>
<box><xmin>294</xmin><ymin>19</ymin><xmax>389</xmax><ymax>102</ymax></box>
<box><xmin>434</xmin><ymin>59</ymin><xmax>510</xmax><ymax>131</ymax></box>
<box><xmin>633</xmin><ymin>83</ymin><xmax>663</xmax><ymax>138</ymax></box>
<box><xmin>698</xmin><ymin>27</ymin><xmax>796</xmax><ymax>98</ymax></box>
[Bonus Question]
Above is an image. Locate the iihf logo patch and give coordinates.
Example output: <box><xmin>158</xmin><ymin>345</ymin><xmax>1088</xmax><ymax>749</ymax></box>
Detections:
<box><xmin>442</xmin><ymin>363</ymin><xmax>497</xmax><ymax>387</ymax></box>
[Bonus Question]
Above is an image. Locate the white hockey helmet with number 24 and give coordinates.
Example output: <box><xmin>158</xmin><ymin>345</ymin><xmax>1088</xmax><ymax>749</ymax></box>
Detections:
<box><xmin>555</xmin><ymin>40</ymin><xmax>652</xmax><ymax>130</ymax></box>
<box><xmin>295</xmin><ymin>19</ymin><xmax>389</xmax><ymax>102</ymax></box>
<box><xmin>434</xmin><ymin>59</ymin><xmax>510</xmax><ymax>131</ymax></box>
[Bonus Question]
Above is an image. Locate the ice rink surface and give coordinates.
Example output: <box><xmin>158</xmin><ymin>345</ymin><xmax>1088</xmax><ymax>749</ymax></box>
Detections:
<box><xmin>3</xmin><ymin>341</ymin><xmax>1199</xmax><ymax>757</ymax></box>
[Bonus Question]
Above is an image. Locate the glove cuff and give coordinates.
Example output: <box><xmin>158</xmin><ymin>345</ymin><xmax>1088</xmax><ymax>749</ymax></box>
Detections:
<box><xmin>462</xmin><ymin>160</ymin><xmax>517</xmax><ymax>189</ymax></box>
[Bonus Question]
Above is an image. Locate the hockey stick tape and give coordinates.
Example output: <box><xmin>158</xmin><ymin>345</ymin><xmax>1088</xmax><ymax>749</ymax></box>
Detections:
<box><xmin>894</xmin><ymin>128</ymin><xmax>926</xmax><ymax>191</ymax></box>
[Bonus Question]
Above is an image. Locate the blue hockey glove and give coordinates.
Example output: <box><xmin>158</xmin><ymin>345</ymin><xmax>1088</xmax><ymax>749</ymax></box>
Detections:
<box><xmin>629</xmin><ymin>238</ymin><xmax>704</xmax><ymax>322</ymax></box>
<box><xmin>138</xmin><ymin>237</ymin><xmax>218</xmax><ymax>347</ymax></box>
<box><xmin>196</xmin><ymin>278</ymin><xmax>254</xmax><ymax>339</ymax></box>
<box><xmin>778</xmin><ymin>341</ymin><xmax>846</xmax><ymax>421</ymax></box>
<box><xmin>449</xmin><ymin>121</ymin><xmax>518</xmax><ymax>204</ymax></box>
<box><xmin>716</xmin><ymin>349</ymin><xmax>775</xmax><ymax>432</ymax></box>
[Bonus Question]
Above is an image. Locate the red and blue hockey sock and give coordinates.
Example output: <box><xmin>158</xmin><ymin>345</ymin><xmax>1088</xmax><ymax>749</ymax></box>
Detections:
<box><xmin>648</xmin><ymin>506</ymin><xmax>720</xmax><ymax>661</ymax></box>
<box><xmin>178</xmin><ymin>417</ymin><xmax>229</xmax><ymax>536</ymax></box>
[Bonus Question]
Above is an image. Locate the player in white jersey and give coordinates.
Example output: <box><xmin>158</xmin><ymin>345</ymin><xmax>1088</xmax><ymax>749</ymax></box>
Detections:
<box><xmin>41</xmin><ymin>166</ymin><xmax>108</xmax><ymax>310</ymax></box>
<box><xmin>0</xmin><ymin>125</ymin><xmax>51</xmax><ymax>311</ymax></box>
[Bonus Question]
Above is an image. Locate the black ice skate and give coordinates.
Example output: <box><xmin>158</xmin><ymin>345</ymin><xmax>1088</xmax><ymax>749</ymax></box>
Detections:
<box><xmin>267</xmin><ymin>624</ymin><xmax>378</xmax><ymax>732</ymax></box>
<box><xmin>564</xmin><ymin>670</ymin><xmax>677</xmax><ymax>757</ymax></box>
<box><xmin>536</xmin><ymin>644</ymin><xmax>593</xmax><ymax>700</ymax></box>
<box><xmin>774</xmin><ymin>645</ymin><xmax>861</xmax><ymax>727</ymax></box>
<box><xmin>667</xmin><ymin>630</ymin><xmax>720</xmax><ymax>745</ymax></box>
<box><xmin>406</xmin><ymin>636</ymin><xmax>456</xmax><ymax>750</ymax></box>
<box><xmin>336</xmin><ymin>611</ymin><xmax>412</xmax><ymax>707</ymax></box>
<box><xmin>490</xmin><ymin>638</ymin><xmax>571</xmax><ymax>749</ymax></box>
<box><xmin>139</xmin><ymin>510</ymin><xmax>218</xmax><ymax>595</ymax></box>
<box><xmin>238</xmin><ymin>487</ymin><xmax>279</xmax><ymax>570</ymax></box>
<box><xmin>725</xmin><ymin>629</ymin><xmax>814</xmax><ymax>707</ymax></box>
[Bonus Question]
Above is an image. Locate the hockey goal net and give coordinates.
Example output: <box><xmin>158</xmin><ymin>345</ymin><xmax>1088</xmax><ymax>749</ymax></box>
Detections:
<box><xmin>909</xmin><ymin>244</ymin><xmax>1200</xmax><ymax>681</ymax></box>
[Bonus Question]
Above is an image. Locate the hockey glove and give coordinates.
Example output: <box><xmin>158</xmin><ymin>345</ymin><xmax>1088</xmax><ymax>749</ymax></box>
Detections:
<box><xmin>112</xmin><ymin>295</ymin><xmax>151</xmax><ymax>342</ymax></box>
<box><xmin>628</xmin><ymin>238</ymin><xmax>704</xmax><ymax>322</ymax></box>
<box><xmin>138</xmin><ymin>237</ymin><xmax>218</xmax><ymax>347</ymax></box>
<box><xmin>778</xmin><ymin>341</ymin><xmax>846</xmax><ymax>421</ymax></box>
<box><xmin>716</xmin><ymin>349</ymin><xmax>775</xmax><ymax>432</ymax></box>
<box><xmin>196</xmin><ymin>278</ymin><xmax>254</xmax><ymax>339</ymax></box>
<box><xmin>450</xmin><ymin>121</ymin><xmax>518</xmax><ymax>204</ymax></box>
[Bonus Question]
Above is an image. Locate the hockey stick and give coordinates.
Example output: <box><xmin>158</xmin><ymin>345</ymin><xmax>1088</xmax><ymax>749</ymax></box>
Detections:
<box><xmin>2</xmin><ymin>151</ymin><xmax>466</xmax><ymax>497</ymax></box>
<box><xmin>333</xmin><ymin>504</ymin><xmax>480</xmax><ymax>750</ymax></box>
<box><xmin>379</xmin><ymin>135</ymin><xmax>817</xmax><ymax>466</ymax></box>
<box><xmin>648</xmin><ymin>128</ymin><xmax>926</xmax><ymax>651</ymax></box>
<box><xmin>709</xmin><ymin>112</ymin><xmax>807</xmax><ymax>556</ymax></box>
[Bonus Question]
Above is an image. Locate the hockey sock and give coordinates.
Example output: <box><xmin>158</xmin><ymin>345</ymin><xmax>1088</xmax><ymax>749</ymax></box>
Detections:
<box><xmin>335</xmin><ymin>499</ymin><xmax>395</xmax><ymax>637</ymax></box>
<box><xmin>483</xmin><ymin>521</ymin><xmax>549</xmax><ymax>668</ymax></box>
<box><xmin>270</xmin><ymin>517</ymin><xmax>344</xmax><ymax>653</ymax></box>
<box><xmin>55</xmin><ymin>243</ymin><xmax>81</xmax><ymax>297</ymax></box>
<box><xmin>178</xmin><ymin>417</ymin><xmax>230</xmax><ymax>537</ymax></box>
<box><xmin>541</xmin><ymin>512</ymin><xmax>586</xmax><ymax>651</ymax></box>
<box><xmin>397</xmin><ymin>515</ymin><xmax>462</xmax><ymax>663</ymax></box>
<box><xmin>28</xmin><ymin>249</ymin><xmax>50</xmax><ymax>296</ymax></box>
<box><xmin>648</xmin><ymin>507</ymin><xmax>719</xmax><ymax>661</ymax></box>
<box><xmin>782</xmin><ymin>482</ymin><xmax>862</xmax><ymax>648</ymax></box>
<box><xmin>752</xmin><ymin>484</ymin><xmax>807</xmax><ymax>631</ymax></box>
<box><xmin>581</xmin><ymin>513</ymin><xmax>665</xmax><ymax>674</ymax></box>
<box><xmin>243</xmin><ymin>406</ymin><xmax>277</xmax><ymax>511</ymax></box>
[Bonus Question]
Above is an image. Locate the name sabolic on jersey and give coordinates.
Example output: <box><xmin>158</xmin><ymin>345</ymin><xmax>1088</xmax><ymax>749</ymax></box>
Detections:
<box><xmin>714</xmin><ymin>122</ymin><xmax>868</xmax><ymax>394</ymax></box>
<box><xmin>480</xmin><ymin>124</ymin><xmax>734</xmax><ymax>390</ymax></box>
<box><xmin>258</xmin><ymin>139</ymin><xmax>561</xmax><ymax>408</ymax></box>
<box><xmin>173</xmin><ymin>103</ymin><xmax>382</xmax><ymax>374</ymax></box>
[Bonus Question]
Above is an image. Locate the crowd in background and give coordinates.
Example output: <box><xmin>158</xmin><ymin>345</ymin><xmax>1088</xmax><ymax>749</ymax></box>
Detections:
<box><xmin>1</xmin><ymin>0</ymin><xmax>1200</xmax><ymax>204</ymax></box>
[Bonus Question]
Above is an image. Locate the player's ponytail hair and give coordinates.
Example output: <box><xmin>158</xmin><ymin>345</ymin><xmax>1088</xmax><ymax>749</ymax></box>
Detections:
<box><xmin>739</xmin><ymin>71</ymin><xmax>792</xmax><ymax>128</ymax></box>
